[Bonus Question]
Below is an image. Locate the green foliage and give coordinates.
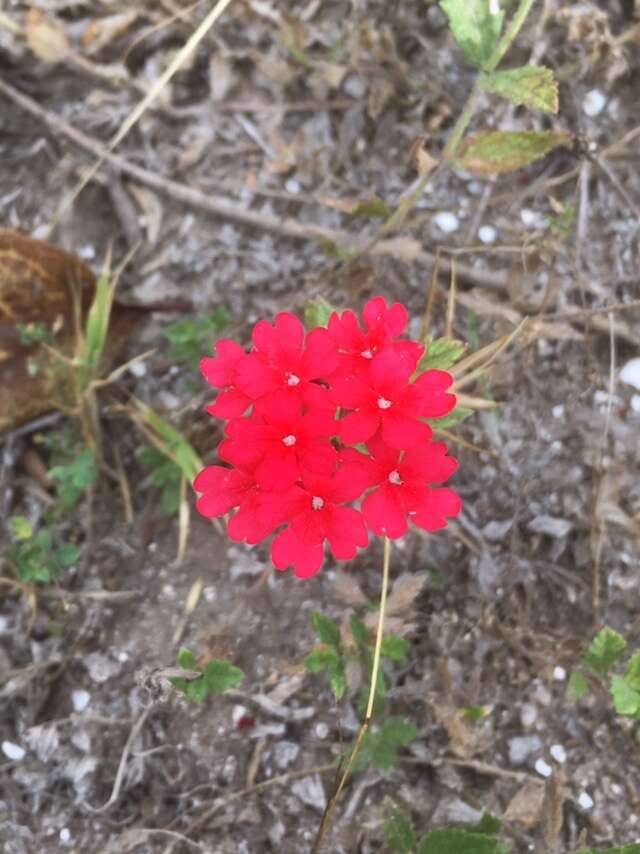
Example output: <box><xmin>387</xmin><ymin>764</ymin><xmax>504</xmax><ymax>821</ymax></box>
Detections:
<box><xmin>304</xmin><ymin>297</ymin><xmax>336</xmax><ymax>330</ymax></box>
<box><xmin>79</xmin><ymin>268</ymin><xmax>116</xmax><ymax>390</ymax></box>
<box><xmin>426</xmin><ymin>407</ymin><xmax>474</xmax><ymax>430</ymax></box>
<box><xmin>8</xmin><ymin>522</ymin><xmax>79</xmax><ymax>584</ymax></box>
<box><xmin>350</xmin><ymin>717</ymin><xmax>419</xmax><ymax>774</ymax></box>
<box><xmin>163</xmin><ymin>308</ymin><xmax>230</xmax><ymax>369</ymax></box>
<box><xmin>138</xmin><ymin>446</ymin><xmax>182</xmax><ymax>515</ymax></box>
<box><xmin>170</xmin><ymin>647</ymin><xmax>244</xmax><ymax>703</ymax></box>
<box><xmin>439</xmin><ymin>0</ymin><xmax>504</xmax><ymax>68</ymax></box>
<box><xmin>577</xmin><ymin>847</ymin><xmax>640</xmax><ymax>854</ymax></box>
<box><xmin>625</xmin><ymin>652</ymin><xmax>640</xmax><ymax>691</ymax></box>
<box><xmin>49</xmin><ymin>448</ymin><xmax>98</xmax><ymax>514</ymax></box>
<box><xmin>380</xmin><ymin>635</ymin><xmax>410</xmax><ymax>663</ymax></box>
<box><xmin>384</xmin><ymin>808</ymin><xmax>415</xmax><ymax>853</ymax></box>
<box><xmin>16</xmin><ymin>321</ymin><xmax>54</xmax><ymax>347</ymax></box>
<box><xmin>479</xmin><ymin>66</ymin><xmax>558</xmax><ymax>114</ymax></box>
<box><xmin>610</xmin><ymin>676</ymin><xmax>640</xmax><ymax>719</ymax></box>
<box><xmin>420</xmin><ymin>338</ymin><xmax>466</xmax><ymax>372</ymax></box>
<box><xmin>312</xmin><ymin>611</ymin><xmax>341</xmax><ymax>647</ymax></box>
<box><xmin>462</xmin><ymin>704</ymin><xmax>491</xmax><ymax>724</ymax></box>
<box><xmin>456</xmin><ymin>130</ymin><xmax>572</xmax><ymax>175</ymax></box>
<box><xmin>418</xmin><ymin>827</ymin><xmax>510</xmax><ymax>854</ymax></box>
<box><xmin>567</xmin><ymin>670</ymin><xmax>589</xmax><ymax>702</ymax></box>
<box><xmin>350</xmin><ymin>613</ymin><xmax>369</xmax><ymax>646</ymax></box>
<box><xmin>584</xmin><ymin>627</ymin><xmax>627</xmax><ymax>677</ymax></box>
<box><xmin>547</xmin><ymin>204</ymin><xmax>575</xmax><ymax>237</ymax></box>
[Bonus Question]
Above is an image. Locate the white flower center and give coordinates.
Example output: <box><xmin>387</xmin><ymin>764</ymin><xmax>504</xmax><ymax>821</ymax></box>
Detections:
<box><xmin>312</xmin><ymin>496</ymin><xmax>324</xmax><ymax>510</ymax></box>
<box><xmin>377</xmin><ymin>397</ymin><xmax>392</xmax><ymax>410</ymax></box>
<box><xmin>286</xmin><ymin>373</ymin><xmax>300</xmax><ymax>386</ymax></box>
<box><xmin>361</xmin><ymin>348</ymin><xmax>374</xmax><ymax>359</ymax></box>
<box><xmin>388</xmin><ymin>470</ymin><xmax>402</xmax><ymax>485</ymax></box>
<box><xmin>282</xmin><ymin>434</ymin><xmax>296</xmax><ymax>446</ymax></box>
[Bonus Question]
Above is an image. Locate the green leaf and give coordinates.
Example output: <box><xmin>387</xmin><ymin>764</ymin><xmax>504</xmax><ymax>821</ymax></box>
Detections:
<box><xmin>202</xmin><ymin>660</ymin><xmax>244</xmax><ymax>694</ymax></box>
<box><xmin>625</xmin><ymin>651</ymin><xmax>640</xmax><ymax>692</ymax></box>
<box><xmin>610</xmin><ymin>675</ymin><xmax>640</xmax><ymax>718</ymax></box>
<box><xmin>9</xmin><ymin>516</ymin><xmax>33</xmax><ymax>541</ymax></box>
<box><xmin>329</xmin><ymin>660</ymin><xmax>347</xmax><ymax>700</ymax></box>
<box><xmin>177</xmin><ymin>647</ymin><xmax>197</xmax><ymax>669</ymax></box>
<box><xmin>576</xmin><ymin>847</ymin><xmax>640</xmax><ymax>854</ymax></box>
<box><xmin>312</xmin><ymin>612</ymin><xmax>341</xmax><ymax>648</ymax></box>
<box><xmin>163</xmin><ymin>309</ymin><xmax>230</xmax><ymax>367</ymax></box>
<box><xmin>462</xmin><ymin>704</ymin><xmax>491</xmax><ymax>724</ymax></box>
<box><xmin>439</xmin><ymin>0</ymin><xmax>504</xmax><ymax>68</ymax></box>
<box><xmin>426</xmin><ymin>407</ymin><xmax>474</xmax><ymax>429</ymax></box>
<box><xmin>469</xmin><ymin>813</ymin><xmax>502</xmax><ymax>835</ymax></box>
<box><xmin>304</xmin><ymin>297</ymin><xmax>336</xmax><ymax>330</ymax></box>
<box><xmin>80</xmin><ymin>267</ymin><xmax>116</xmax><ymax>388</ymax></box>
<box><xmin>584</xmin><ymin>627</ymin><xmax>627</xmax><ymax>677</ymax></box>
<box><xmin>185</xmin><ymin>678</ymin><xmax>209</xmax><ymax>703</ymax></box>
<box><xmin>420</xmin><ymin>338</ymin><xmax>466</xmax><ymax>371</ymax></box>
<box><xmin>456</xmin><ymin>130</ymin><xmax>572</xmax><ymax>176</ymax></box>
<box><xmin>305</xmin><ymin>646</ymin><xmax>340</xmax><ymax>673</ymax></box>
<box><xmin>349</xmin><ymin>614</ymin><xmax>369</xmax><ymax>646</ymax></box>
<box><xmin>349</xmin><ymin>718</ymin><xmax>419</xmax><ymax>775</ymax></box>
<box><xmin>381</xmin><ymin>634</ymin><xmax>410</xmax><ymax>663</ymax></box>
<box><xmin>567</xmin><ymin>670</ymin><xmax>589</xmax><ymax>702</ymax></box>
<box><xmin>348</xmin><ymin>198</ymin><xmax>392</xmax><ymax>220</ymax></box>
<box><xmin>419</xmin><ymin>828</ymin><xmax>509</xmax><ymax>854</ymax></box>
<box><xmin>479</xmin><ymin>66</ymin><xmax>559</xmax><ymax>114</ymax></box>
<box><xmin>384</xmin><ymin>809</ymin><xmax>415</xmax><ymax>853</ymax></box>
<box><xmin>55</xmin><ymin>543</ymin><xmax>80</xmax><ymax>568</ymax></box>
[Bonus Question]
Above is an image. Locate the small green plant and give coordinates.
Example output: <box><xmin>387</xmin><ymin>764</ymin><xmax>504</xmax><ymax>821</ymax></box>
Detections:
<box><xmin>8</xmin><ymin>517</ymin><xmax>80</xmax><ymax>584</ymax></box>
<box><xmin>569</xmin><ymin>627</ymin><xmax>640</xmax><ymax>737</ymax></box>
<box><xmin>170</xmin><ymin>647</ymin><xmax>244</xmax><ymax>703</ymax></box>
<box><xmin>49</xmin><ymin>448</ymin><xmax>98</xmax><ymax>514</ymax></box>
<box><xmin>16</xmin><ymin>321</ymin><xmax>55</xmax><ymax>347</ymax></box>
<box><xmin>138</xmin><ymin>445</ymin><xmax>182</xmax><ymax>514</ymax></box>
<box><xmin>384</xmin><ymin>808</ymin><xmax>510</xmax><ymax>853</ymax></box>
<box><xmin>163</xmin><ymin>309</ymin><xmax>230</xmax><ymax>369</ymax></box>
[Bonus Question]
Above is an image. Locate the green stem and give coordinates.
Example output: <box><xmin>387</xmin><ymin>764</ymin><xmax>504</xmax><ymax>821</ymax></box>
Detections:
<box><xmin>310</xmin><ymin>537</ymin><xmax>392</xmax><ymax>854</ymax></box>
<box><xmin>485</xmin><ymin>0</ymin><xmax>539</xmax><ymax>72</ymax></box>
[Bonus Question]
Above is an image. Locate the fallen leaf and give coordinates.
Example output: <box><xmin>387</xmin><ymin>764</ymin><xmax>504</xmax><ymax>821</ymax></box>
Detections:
<box><xmin>456</xmin><ymin>130</ymin><xmax>572</xmax><ymax>176</ymax></box>
<box><xmin>504</xmin><ymin>780</ymin><xmax>545</xmax><ymax>826</ymax></box>
<box><xmin>25</xmin><ymin>8</ymin><xmax>69</xmax><ymax>63</ymax></box>
<box><xmin>385</xmin><ymin>573</ymin><xmax>427</xmax><ymax>616</ymax></box>
<box><xmin>81</xmin><ymin>11</ymin><xmax>138</xmax><ymax>54</ymax></box>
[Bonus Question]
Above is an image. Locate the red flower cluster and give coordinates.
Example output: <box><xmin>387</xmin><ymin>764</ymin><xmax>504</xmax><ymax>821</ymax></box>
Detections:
<box><xmin>194</xmin><ymin>297</ymin><xmax>461</xmax><ymax>579</ymax></box>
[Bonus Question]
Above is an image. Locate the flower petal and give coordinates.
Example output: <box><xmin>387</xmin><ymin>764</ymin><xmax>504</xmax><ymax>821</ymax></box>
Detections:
<box><xmin>401</xmin><ymin>442</ymin><xmax>458</xmax><ymax>483</ymax></box>
<box><xmin>199</xmin><ymin>339</ymin><xmax>244</xmax><ymax>387</ymax></box>
<box><xmin>300</xmin><ymin>327</ymin><xmax>339</xmax><ymax>380</ymax></box>
<box><xmin>272</xmin><ymin>527</ymin><xmax>324</xmax><ymax>578</ymax></box>
<box><xmin>205</xmin><ymin>389</ymin><xmax>252</xmax><ymax>419</ymax></box>
<box><xmin>410</xmin><ymin>370</ymin><xmax>456</xmax><ymax>418</ymax></box>
<box><xmin>255</xmin><ymin>446</ymin><xmax>301</xmax><ymax>490</ymax></box>
<box><xmin>380</xmin><ymin>409</ymin><xmax>432</xmax><ymax>450</ymax></box>
<box><xmin>234</xmin><ymin>354</ymin><xmax>280</xmax><ymax>399</ymax></box>
<box><xmin>362</xmin><ymin>486</ymin><xmax>408</xmax><ymax>539</ymax></box>
<box><xmin>329</xmin><ymin>374</ymin><xmax>373</xmax><ymax>409</ymax></box>
<box><xmin>338</xmin><ymin>410</ymin><xmax>380</xmax><ymax>445</ymax></box>
<box><xmin>411</xmin><ymin>487</ymin><xmax>462</xmax><ymax>531</ymax></box>
<box><xmin>326</xmin><ymin>505</ymin><xmax>369</xmax><ymax>559</ymax></box>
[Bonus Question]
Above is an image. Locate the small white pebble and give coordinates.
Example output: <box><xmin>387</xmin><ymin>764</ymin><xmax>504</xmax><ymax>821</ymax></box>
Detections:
<box><xmin>521</xmin><ymin>208</ymin><xmax>546</xmax><ymax>229</ymax></box>
<box><xmin>620</xmin><ymin>358</ymin><xmax>640</xmax><ymax>391</ymax></box>
<box><xmin>59</xmin><ymin>828</ymin><xmax>71</xmax><ymax>844</ymax></box>
<box><xmin>129</xmin><ymin>361</ymin><xmax>147</xmax><ymax>378</ymax></box>
<box><xmin>0</xmin><ymin>616</ymin><xmax>8</xmax><ymax>633</ymax></box>
<box><xmin>78</xmin><ymin>245</ymin><xmax>96</xmax><ymax>261</ymax></box>
<box><xmin>594</xmin><ymin>390</ymin><xmax>610</xmax><ymax>405</ymax></box>
<box><xmin>550</xmin><ymin>744</ymin><xmax>566</xmax><ymax>764</ymax></box>
<box><xmin>285</xmin><ymin>178</ymin><xmax>300</xmax><ymax>194</ymax></box>
<box><xmin>583</xmin><ymin>89</ymin><xmax>606</xmax><ymax>117</ymax></box>
<box><xmin>478</xmin><ymin>225</ymin><xmax>497</xmax><ymax>244</ymax></box>
<box><xmin>434</xmin><ymin>212</ymin><xmax>459</xmax><ymax>234</ymax></box>
<box><xmin>71</xmin><ymin>690</ymin><xmax>91</xmax><ymax>713</ymax></box>
<box><xmin>578</xmin><ymin>791</ymin><xmax>594</xmax><ymax>810</ymax></box>
<box><xmin>315</xmin><ymin>722</ymin><xmax>329</xmax><ymax>739</ymax></box>
<box><xmin>535</xmin><ymin>758</ymin><xmax>553</xmax><ymax>778</ymax></box>
<box><xmin>631</xmin><ymin>395</ymin><xmax>640</xmax><ymax>414</ymax></box>
<box><xmin>553</xmin><ymin>666</ymin><xmax>567</xmax><ymax>681</ymax></box>
<box><xmin>552</xmin><ymin>405</ymin><xmax>565</xmax><ymax>419</ymax></box>
<box><xmin>2</xmin><ymin>741</ymin><xmax>26</xmax><ymax>761</ymax></box>
<box><xmin>117</xmin><ymin>651</ymin><xmax>129</xmax><ymax>663</ymax></box>
<box><xmin>232</xmin><ymin>705</ymin><xmax>248</xmax><ymax>725</ymax></box>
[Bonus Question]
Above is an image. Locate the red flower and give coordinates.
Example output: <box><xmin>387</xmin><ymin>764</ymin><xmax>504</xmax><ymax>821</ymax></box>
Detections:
<box><xmin>331</xmin><ymin>348</ymin><xmax>455</xmax><ymax>449</ymax></box>
<box><xmin>193</xmin><ymin>465</ymin><xmax>290</xmax><ymax>543</ymax></box>
<box><xmin>201</xmin><ymin>340</ymin><xmax>253</xmax><ymax>418</ymax></box>
<box><xmin>235</xmin><ymin>313</ymin><xmax>338</xmax><ymax>410</ymax></box>
<box><xmin>271</xmin><ymin>464</ymin><xmax>370</xmax><ymax>578</ymax></box>
<box><xmin>328</xmin><ymin>296</ymin><xmax>423</xmax><ymax>378</ymax></box>
<box><xmin>218</xmin><ymin>391</ymin><xmax>337</xmax><ymax>491</ymax></box>
<box><xmin>360</xmin><ymin>436</ymin><xmax>460</xmax><ymax>538</ymax></box>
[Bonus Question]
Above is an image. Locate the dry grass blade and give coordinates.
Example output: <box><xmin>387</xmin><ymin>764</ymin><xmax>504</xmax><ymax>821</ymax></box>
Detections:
<box><xmin>48</xmin><ymin>0</ymin><xmax>237</xmax><ymax>235</ymax></box>
<box><xmin>452</xmin><ymin>318</ymin><xmax>528</xmax><ymax>390</ymax></box>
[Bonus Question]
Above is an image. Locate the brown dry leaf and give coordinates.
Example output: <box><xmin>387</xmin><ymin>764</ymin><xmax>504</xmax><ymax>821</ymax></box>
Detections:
<box><xmin>81</xmin><ymin>12</ymin><xmax>138</xmax><ymax>54</ymax></box>
<box><xmin>333</xmin><ymin>571</ymin><xmax>368</xmax><ymax>608</ymax></box>
<box><xmin>542</xmin><ymin>771</ymin><xmax>565</xmax><ymax>851</ymax></box>
<box><xmin>504</xmin><ymin>780</ymin><xmax>545</xmax><ymax>826</ymax></box>
<box><xmin>313</xmin><ymin>60</ymin><xmax>348</xmax><ymax>90</ymax></box>
<box><xmin>409</xmin><ymin>136</ymin><xmax>439</xmax><ymax>176</ymax></box>
<box><xmin>0</xmin><ymin>230</ymin><xmax>141</xmax><ymax>431</ymax></box>
<box><xmin>429</xmin><ymin>701</ymin><xmax>492</xmax><ymax>758</ymax></box>
<box><xmin>385</xmin><ymin>572</ymin><xmax>427</xmax><ymax>617</ymax></box>
<box><xmin>25</xmin><ymin>8</ymin><xmax>69</xmax><ymax>63</ymax></box>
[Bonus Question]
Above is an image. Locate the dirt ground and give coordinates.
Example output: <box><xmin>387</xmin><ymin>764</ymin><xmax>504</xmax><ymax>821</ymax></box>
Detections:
<box><xmin>1</xmin><ymin>1</ymin><xmax>640</xmax><ymax>852</ymax></box>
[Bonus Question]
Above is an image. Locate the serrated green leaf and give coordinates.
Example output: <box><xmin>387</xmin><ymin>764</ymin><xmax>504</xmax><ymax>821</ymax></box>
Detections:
<box><xmin>456</xmin><ymin>130</ymin><xmax>572</xmax><ymax>176</ymax></box>
<box><xmin>380</xmin><ymin>717</ymin><xmax>419</xmax><ymax>748</ymax></box>
<box><xmin>426</xmin><ymin>407</ymin><xmax>474</xmax><ymax>429</ymax></box>
<box><xmin>584</xmin><ymin>627</ymin><xmax>627</xmax><ymax>677</ymax></box>
<box><xmin>480</xmin><ymin>66</ymin><xmax>559</xmax><ymax>114</ymax></box>
<box><xmin>177</xmin><ymin>647</ymin><xmax>197</xmax><ymax>669</ymax></box>
<box><xmin>470</xmin><ymin>813</ymin><xmax>502</xmax><ymax>835</ymax></box>
<box><xmin>304</xmin><ymin>646</ymin><xmax>340</xmax><ymax>673</ymax></box>
<box><xmin>610</xmin><ymin>675</ymin><xmax>640</xmax><ymax>718</ymax></box>
<box><xmin>625</xmin><ymin>652</ymin><xmax>640</xmax><ymax>692</ymax></box>
<box><xmin>440</xmin><ymin>0</ymin><xmax>504</xmax><ymax>68</ymax></box>
<box><xmin>420</xmin><ymin>338</ymin><xmax>467</xmax><ymax>371</ymax></box>
<box><xmin>304</xmin><ymin>297</ymin><xmax>336</xmax><ymax>330</ymax></box>
<box><xmin>381</xmin><ymin>634</ymin><xmax>410</xmax><ymax>663</ymax></box>
<box><xmin>202</xmin><ymin>660</ymin><xmax>244</xmax><ymax>694</ymax></box>
<box><xmin>567</xmin><ymin>670</ymin><xmax>589</xmax><ymax>701</ymax></box>
<box><xmin>576</xmin><ymin>846</ymin><xmax>640</xmax><ymax>854</ymax></box>
<box><xmin>55</xmin><ymin>543</ymin><xmax>80</xmax><ymax>567</ymax></box>
<box><xmin>385</xmin><ymin>808</ymin><xmax>415</xmax><ymax>853</ymax></box>
<box><xmin>419</xmin><ymin>828</ymin><xmax>509</xmax><ymax>854</ymax></box>
<box><xmin>9</xmin><ymin>516</ymin><xmax>33</xmax><ymax>541</ymax></box>
<box><xmin>312</xmin><ymin>612</ymin><xmax>341</xmax><ymax>647</ymax></box>
<box><xmin>350</xmin><ymin>614</ymin><xmax>369</xmax><ymax>646</ymax></box>
<box><xmin>329</xmin><ymin>661</ymin><xmax>347</xmax><ymax>700</ymax></box>
<box><xmin>186</xmin><ymin>678</ymin><xmax>209</xmax><ymax>703</ymax></box>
